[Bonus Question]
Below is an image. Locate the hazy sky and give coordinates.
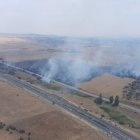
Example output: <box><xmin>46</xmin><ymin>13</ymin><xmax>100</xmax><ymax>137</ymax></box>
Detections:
<box><xmin>0</xmin><ymin>0</ymin><xmax>140</xmax><ymax>37</ymax></box>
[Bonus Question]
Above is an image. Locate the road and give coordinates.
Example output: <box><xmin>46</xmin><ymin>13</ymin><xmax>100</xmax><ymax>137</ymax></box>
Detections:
<box><xmin>0</xmin><ymin>61</ymin><xmax>140</xmax><ymax>114</ymax></box>
<box><xmin>0</xmin><ymin>73</ymin><xmax>139</xmax><ymax>140</ymax></box>
<box><xmin>52</xmin><ymin>80</ymin><xmax>140</xmax><ymax>113</ymax></box>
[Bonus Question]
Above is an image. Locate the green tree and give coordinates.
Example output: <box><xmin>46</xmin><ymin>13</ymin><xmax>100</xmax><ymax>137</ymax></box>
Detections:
<box><xmin>95</xmin><ymin>94</ymin><xmax>103</xmax><ymax>105</ymax></box>
<box><xmin>113</xmin><ymin>96</ymin><xmax>119</xmax><ymax>106</ymax></box>
<box><xmin>109</xmin><ymin>96</ymin><xmax>114</xmax><ymax>104</ymax></box>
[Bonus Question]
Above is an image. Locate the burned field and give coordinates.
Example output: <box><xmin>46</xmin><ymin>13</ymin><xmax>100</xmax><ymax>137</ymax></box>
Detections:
<box><xmin>9</xmin><ymin>59</ymin><xmax>137</xmax><ymax>85</ymax></box>
<box><xmin>1</xmin><ymin>35</ymin><xmax>140</xmax><ymax>104</ymax></box>
<box><xmin>0</xmin><ymin>35</ymin><xmax>140</xmax><ymax>87</ymax></box>
<box><xmin>13</xmin><ymin>59</ymin><xmax>111</xmax><ymax>85</ymax></box>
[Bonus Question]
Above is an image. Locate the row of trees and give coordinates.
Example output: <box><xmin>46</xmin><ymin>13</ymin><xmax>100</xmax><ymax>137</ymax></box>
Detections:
<box><xmin>95</xmin><ymin>94</ymin><xmax>120</xmax><ymax>106</ymax></box>
<box><xmin>109</xmin><ymin>95</ymin><xmax>119</xmax><ymax>106</ymax></box>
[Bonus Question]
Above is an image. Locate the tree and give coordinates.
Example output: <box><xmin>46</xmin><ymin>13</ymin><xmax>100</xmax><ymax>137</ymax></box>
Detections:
<box><xmin>109</xmin><ymin>96</ymin><xmax>114</xmax><ymax>104</ymax></box>
<box><xmin>95</xmin><ymin>94</ymin><xmax>103</xmax><ymax>105</ymax></box>
<box><xmin>113</xmin><ymin>96</ymin><xmax>119</xmax><ymax>106</ymax></box>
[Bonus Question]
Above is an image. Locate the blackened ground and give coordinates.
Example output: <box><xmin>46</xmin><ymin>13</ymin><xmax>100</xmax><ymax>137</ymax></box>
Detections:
<box><xmin>13</xmin><ymin>59</ymin><xmax>111</xmax><ymax>85</ymax></box>
<box><xmin>1</xmin><ymin>59</ymin><xmax>137</xmax><ymax>86</ymax></box>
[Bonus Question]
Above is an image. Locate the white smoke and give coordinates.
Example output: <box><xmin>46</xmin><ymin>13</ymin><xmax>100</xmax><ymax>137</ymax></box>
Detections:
<box><xmin>94</xmin><ymin>45</ymin><xmax>140</xmax><ymax>78</ymax></box>
<box><xmin>42</xmin><ymin>38</ymin><xmax>140</xmax><ymax>84</ymax></box>
<box><xmin>9</xmin><ymin>37</ymin><xmax>140</xmax><ymax>84</ymax></box>
<box><xmin>42</xmin><ymin>59</ymin><xmax>58</xmax><ymax>82</ymax></box>
<box><xmin>42</xmin><ymin>37</ymin><xmax>97</xmax><ymax>84</ymax></box>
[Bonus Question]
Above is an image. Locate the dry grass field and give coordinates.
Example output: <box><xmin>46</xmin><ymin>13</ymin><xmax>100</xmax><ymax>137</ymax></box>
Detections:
<box><xmin>0</xmin><ymin>36</ymin><xmax>59</xmax><ymax>62</ymax></box>
<box><xmin>0</xmin><ymin>80</ymin><xmax>112</xmax><ymax>140</ymax></box>
<box><xmin>0</xmin><ymin>36</ymin><xmax>99</xmax><ymax>63</ymax></box>
<box><xmin>79</xmin><ymin>73</ymin><xmax>134</xmax><ymax>99</ymax></box>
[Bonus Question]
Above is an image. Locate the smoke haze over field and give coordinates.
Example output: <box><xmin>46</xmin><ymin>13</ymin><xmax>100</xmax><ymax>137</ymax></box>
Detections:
<box><xmin>11</xmin><ymin>36</ymin><xmax>140</xmax><ymax>84</ymax></box>
<box><xmin>1</xmin><ymin>35</ymin><xmax>140</xmax><ymax>84</ymax></box>
<box><xmin>1</xmin><ymin>0</ymin><xmax>140</xmax><ymax>83</ymax></box>
<box><xmin>41</xmin><ymin>38</ymin><xmax>140</xmax><ymax>84</ymax></box>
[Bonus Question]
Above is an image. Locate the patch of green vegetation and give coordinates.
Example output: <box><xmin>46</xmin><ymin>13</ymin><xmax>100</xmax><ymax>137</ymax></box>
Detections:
<box><xmin>100</xmin><ymin>105</ymin><xmax>140</xmax><ymax>129</ymax></box>
<box><xmin>69</xmin><ymin>89</ymin><xmax>94</xmax><ymax>99</ymax></box>
<box><xmin>0</xmin><ymin>122</ymin><xmax>5</xmax><ymax>129</ymax></box>
<box><xmin>43</xmin><ymin>83</ymin><xmax>61</xmax><ymax>91</ymax></box>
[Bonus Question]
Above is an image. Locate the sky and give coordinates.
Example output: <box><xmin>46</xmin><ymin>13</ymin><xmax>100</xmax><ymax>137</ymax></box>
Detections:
<box><xmin>0</xmin><ymin>0</ymin><xmax>140</xmax><ymax>37</ymax></box>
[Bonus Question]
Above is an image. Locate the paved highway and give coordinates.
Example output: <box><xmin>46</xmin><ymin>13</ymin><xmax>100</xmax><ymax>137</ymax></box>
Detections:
<box><xmin>52</xmin><ymin>80</ymin><xmax>140</xmax><ymax>113</ymax></box>
<box><xmin>0</xmin><ymin>61</ymin><xmax>140</xmax><ymax>113</ymax></box>
<box><xmin>0</xmin><ymin>73</ymin><xmax>139</xmax><ymax>140</ymax></box>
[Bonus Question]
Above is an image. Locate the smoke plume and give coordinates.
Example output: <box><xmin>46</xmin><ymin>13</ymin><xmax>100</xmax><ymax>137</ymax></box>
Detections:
<box><xmin>12</xmin><ymin>37</ymin><xmax>140</xmax><ymax>85</ymax></box>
